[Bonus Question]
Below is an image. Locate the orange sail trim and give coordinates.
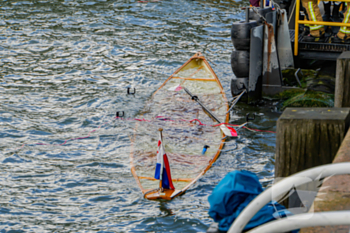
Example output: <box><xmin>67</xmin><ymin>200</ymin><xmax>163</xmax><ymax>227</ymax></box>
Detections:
<box><xmin>172</xmin><ymin>77</ymin><xmax>217</xmax><ymax>81</ymax></box>
<box><xmin>139</xmin><ymin>176</ymin><xmax>193</xmax><ymax>182</ymax></box>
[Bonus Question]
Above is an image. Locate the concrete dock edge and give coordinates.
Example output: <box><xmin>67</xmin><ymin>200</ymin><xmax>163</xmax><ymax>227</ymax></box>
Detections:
<box><xmin>300</xmin><ymin>129</ymin><xmax>350</xmax><ymax>233</ymax></box>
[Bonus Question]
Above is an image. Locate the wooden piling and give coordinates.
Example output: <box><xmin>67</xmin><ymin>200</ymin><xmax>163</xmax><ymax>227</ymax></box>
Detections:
<box><xmin>275</xmin><ymin>108</ymin><xmax>350</xmax><ymax>179</ymax></box>
<box><xmin>335</xmin><ymin>51</ymin><xmax>350</xmax><ymax>107</ymax></box>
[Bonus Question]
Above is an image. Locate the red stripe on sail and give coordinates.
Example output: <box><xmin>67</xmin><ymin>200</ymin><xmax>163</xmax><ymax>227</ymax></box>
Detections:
<box><xmin>158</xmin><ymin>140</ymin><xmax>161</xmax><ymax>147</ymax></box>
<box><xmin>163</xmin><ymin>153</ymin><xmax>174</xmax><ymax>190</ymax></box>
<box><xmin>175</xmin><ymin>85</ymin><xmax>183</xmax><ymax>91</ymax></box>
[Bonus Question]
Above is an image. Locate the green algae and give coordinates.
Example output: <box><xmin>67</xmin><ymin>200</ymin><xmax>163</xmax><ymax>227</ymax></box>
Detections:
<box><xmin>282</xmin><ymin>90</ymin><xmax>334</xmax><ymax>109</ymax></box>
<box><xmin>271</xmin><ymin>69</ymin><xmax>335</xmax><ymax>109</ymax></box>
<box><xmin>273</xmin><ymin>88</ymin><xmax>306</xmax><ymax>100</ymax></box>
<box><xmin>281</xmin><ymin>69</ymin><xmax>319</xmax><ymax>88</ymax></box>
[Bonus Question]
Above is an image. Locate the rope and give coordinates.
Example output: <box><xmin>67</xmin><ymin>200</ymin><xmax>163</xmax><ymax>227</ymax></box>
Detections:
<box><xmin>226</xmin><ymin>89</ymin><xmax>246</xmax><ymax>113</ymax></box>
<box><xmin>120</xmin><ymin>116</ymin><xmax>276</xmax><ymax>133</ymax></box>
<box><xmin>14</xmin><ymin>115</ymin><xmax>276</xmax><ymax>151</ymax></box>
<box><xmin>206</xmin><ymin>57</ymin><xmax>217</xmax><ymax>66</ymax></box>
<box><xmin>288</xmin><ymin>0</ymin><xmax>296</xmax><ymax>24</ymax></box>
<box><xmin>14</xmin><ymin>118</ymin><xmax>115</xmax><ymax>151</ymax></box>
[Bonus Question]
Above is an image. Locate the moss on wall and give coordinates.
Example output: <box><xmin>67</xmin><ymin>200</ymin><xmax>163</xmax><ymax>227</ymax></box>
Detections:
<box><xmin>282</xmin><ymin>91</ymin><xmax>334</xmax><ymax>109</ymax></box>
<box><xmin>269</xmin><ymin>69</ymin><xmax>335</xmax><ymax>110</ymax></box>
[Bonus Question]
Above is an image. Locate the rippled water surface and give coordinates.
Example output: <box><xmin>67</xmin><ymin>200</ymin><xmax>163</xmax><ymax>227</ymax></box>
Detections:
<box><xmin>0</xmin><ymin>0</ymin><xmax>280</xmax><ymax>232</ymax></box>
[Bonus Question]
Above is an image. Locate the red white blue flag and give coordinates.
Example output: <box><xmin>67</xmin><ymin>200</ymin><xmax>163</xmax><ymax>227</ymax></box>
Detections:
<box><xmin>154</xmin><ymin>132</ymin><xmax>175</xmax><ymax>190</ymax></box>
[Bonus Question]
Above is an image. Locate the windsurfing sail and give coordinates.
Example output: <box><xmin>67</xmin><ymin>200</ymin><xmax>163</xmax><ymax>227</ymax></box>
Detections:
<box><xmin>130</xmin><ymin>52</ymin><xmax>230</xmax><ymax>200</ymax></box>
<box><xmin>154</xmin><ymin>129</ymin><xmax>175</xmax><ymax>190</ymax></box>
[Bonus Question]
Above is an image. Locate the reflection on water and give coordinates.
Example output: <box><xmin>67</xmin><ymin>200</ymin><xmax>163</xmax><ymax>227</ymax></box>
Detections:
<box><xmin>0</xmin><ymin>0</ymin><xmax>278</xmax><ymax>232</ymax></box>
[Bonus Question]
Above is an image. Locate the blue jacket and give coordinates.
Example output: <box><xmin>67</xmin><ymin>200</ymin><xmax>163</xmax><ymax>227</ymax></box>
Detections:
<box><xmin>208</xmin><ymin>170</ymin><xmax>298</xmax><ymax>232</ymax></box>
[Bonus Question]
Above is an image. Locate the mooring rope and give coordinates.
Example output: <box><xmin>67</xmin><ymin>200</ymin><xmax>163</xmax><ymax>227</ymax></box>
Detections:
<box><xmin>14</xmin><ymin>118</ymin><xmax>115</xmax><ymax>151</ymax></box>
<box><xmin>14</xmin><ymin>115</ymin><xmax>276</xmax><ymax>151</ymax></box>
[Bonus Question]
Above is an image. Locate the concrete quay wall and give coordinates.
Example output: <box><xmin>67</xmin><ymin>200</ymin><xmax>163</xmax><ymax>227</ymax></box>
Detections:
<box><xmin>300</xmin><ymin>129</ymin><xmax>350</xmax><ymax>233</ymax></box>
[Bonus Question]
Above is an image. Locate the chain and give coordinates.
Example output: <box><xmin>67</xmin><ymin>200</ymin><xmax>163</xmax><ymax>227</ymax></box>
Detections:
<box><xmin>288</xmin><ymin>0</ymin><xmax>296</xmax><ymax>24</ymax></box>
<box><xmin>251</xmin><ymin>6</ymin><xmax>267</xmax><ymax>23</ymax></box>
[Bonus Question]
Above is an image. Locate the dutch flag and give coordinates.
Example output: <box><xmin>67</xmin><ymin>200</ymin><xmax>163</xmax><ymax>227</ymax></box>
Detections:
<box><xmin>154</xmin><ymin>130</ymin><xmax>175</xmax><ymax>190</ymax></box>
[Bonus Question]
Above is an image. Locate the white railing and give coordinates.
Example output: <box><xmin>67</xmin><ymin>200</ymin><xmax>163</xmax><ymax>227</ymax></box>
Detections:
<box><xmin>247</xmin><ymin>211</ymin><xmax>350</xmax><ymax>233</ymax></box>
<box><xmin>228</xmin><ymin>162</ymin><xmax>350</xmax><ymax>233</ymax></box>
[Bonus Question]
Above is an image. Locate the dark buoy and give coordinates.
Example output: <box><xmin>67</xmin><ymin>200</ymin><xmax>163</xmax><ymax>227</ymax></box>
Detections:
<box><xmin>246</xmin><ymin>113</ymin><xmax>255</xmax><ymax>122</ymax></box>
<box><xmin>127</xmin><ymin>87</ymin><xmax>136</xmax><ymax>95</ymax></box>
<box><xmin>116</xmin><ymin>111</ymin><xmax>125</xmax><ymax>118</ymax></box>
<box><xmin>231</xmin><ymin>50</ymin><xmax>250</xmax><ymax>77</ymax></box>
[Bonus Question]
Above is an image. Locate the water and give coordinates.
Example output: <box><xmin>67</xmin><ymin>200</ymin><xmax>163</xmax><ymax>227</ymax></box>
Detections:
<box><xmin>0</xmin><ymin>0</ymin><xmax>280</xmax><ymax>232</ymax></box>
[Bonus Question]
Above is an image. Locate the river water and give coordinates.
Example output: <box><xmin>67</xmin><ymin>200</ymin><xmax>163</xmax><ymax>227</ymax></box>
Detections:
<box><xmin>0</xmin><ymin>0</ymin><xmax>280</xmax><ymax>232</ymax></box>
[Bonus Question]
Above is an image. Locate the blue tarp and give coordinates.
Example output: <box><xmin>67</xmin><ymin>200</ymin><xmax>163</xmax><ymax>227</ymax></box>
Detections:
<box><xmin>208</xmin><ymin>170</ymin><xmax>297</xmax><ymax>232</ymax></box>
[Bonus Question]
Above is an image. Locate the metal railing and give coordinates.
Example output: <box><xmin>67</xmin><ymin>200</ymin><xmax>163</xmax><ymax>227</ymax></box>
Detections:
<box><xmin>228</xmin><ymin>162</ymin><xmax>350</xmax><ymax>232</ymax></box>
<box><xmin>247</xmin><ymin>211</ymin><xmax>350</xmax><ymax>232</ymax></box>
<box><xmin>294</xmin><ymin>0</ymin><xmax>350</xmax><ymax>56</ymax></box>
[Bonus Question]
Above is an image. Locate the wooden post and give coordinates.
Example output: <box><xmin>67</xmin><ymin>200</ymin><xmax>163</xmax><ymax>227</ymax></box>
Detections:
<box><xmin>275</xmin><ymin>108</ymin><xmax>350</xmax><ymax>179</ymax></box>
<box><xmin>335</xmin><ymin>51</ymin><xmax>350</xmax><ymax>107</ymax></box>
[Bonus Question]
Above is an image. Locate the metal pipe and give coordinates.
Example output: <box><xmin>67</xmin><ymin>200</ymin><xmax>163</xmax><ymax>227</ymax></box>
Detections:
<box><xmin>294</xmin><ymin>0</ymin><xmax>300</xmax><ymax>56</ymax></box>
<box><xmin>294</xmin><ymin>68</ymin><xmax>302</xmax><ymax>87</ymax></box>
<box><xmin>298</xmin><ymin>20</ymin><xmax>350</xmax><ymax>27</ymax></box>
<box><xmin>183</xmin><ymin>87</ymin><xmax>221</xmax><ymax>123</ymax></box>
<box><xmin>228</xmin><ymin>162</ymin><xmax>350</xmax><ymax>233</ymax></box>
<box><xmin>247</xmin><ymin>211</ymin><xmax>350</xmax><ymax>233</ymax></box>
<box><xmin>245</xmin><ymin>7</ymin><xmax>250</xmax><ymax>23</ymax></box>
